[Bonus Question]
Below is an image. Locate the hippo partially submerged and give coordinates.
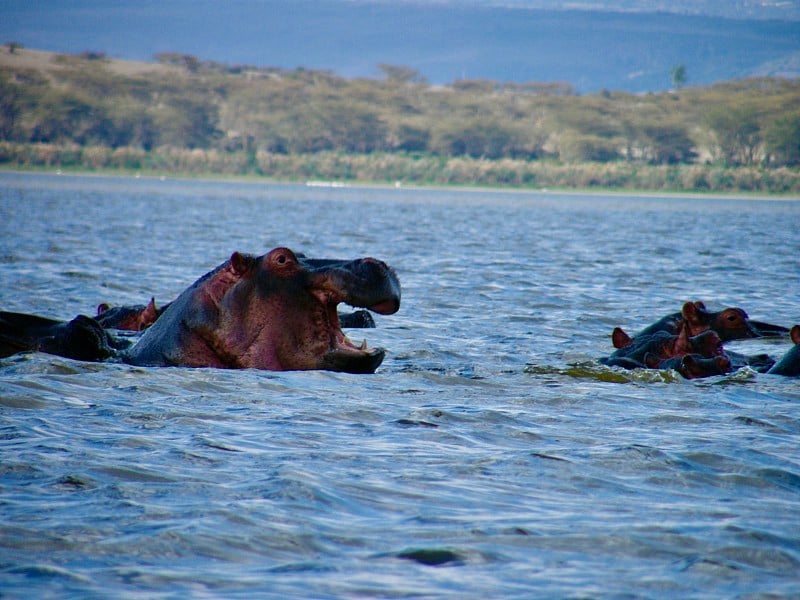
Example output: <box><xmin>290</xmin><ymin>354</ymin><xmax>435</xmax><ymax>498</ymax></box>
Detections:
<box><xmin>603</xmin><ymin>328</ymin><xmax>726</xmax><ymax>369</ymax></box>
<box><xmin>616</xmin><ymin>301</ymin><xmax>785</xmax><ymax>345</ymax></box>
<box><xmin>124</xmin><ymin>248</ymin><xmax>400</xmax><ymax>373</ymax></box>
<box><xmin>602</xmin><ymin>301</ymin><xmax>794</xmax><ymax>379</ymax></box>
<box><xmin>647</xmin><ymin>353</ymin><xmax>732</xmax><ymax>380</ymax></box>
<box><xmin>768</xmin><ymin>325</ymin><xmax>800</xmax><ymax>377</ymax></box>
<box><xmin>1</xmin><ymin>247</ymin><xmax>401</xmax><ymax>374</ymax></box>
<box><xmin>0</xmin><ymin>311</ymin><xmax>115</xmax><ymax>362</ymax></box>
<box><xmin>96</xmin><ymin>298</ymin><xmax>164</xmax><ymax>331</ymax></box>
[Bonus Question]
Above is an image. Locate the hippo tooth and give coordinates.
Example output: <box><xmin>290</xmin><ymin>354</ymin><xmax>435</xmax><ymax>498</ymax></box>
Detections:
<box><xmin>360</xmin><ymin>339</ymin><xmax>367</xmax><ymax>350</ymax></box>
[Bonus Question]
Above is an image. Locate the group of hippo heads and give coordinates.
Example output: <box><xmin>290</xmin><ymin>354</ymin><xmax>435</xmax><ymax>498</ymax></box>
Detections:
<box><xmin>601</xmin><ymin>301</ymin><xmax>799</xmax><ymax>378</ymax></box>
<box><xmin>0</xmin><ymin>247</ymin><xmax>402</xmax><ymax>374</ymax></box>
<box><xmin>1</xmin><ymin>251</ymin><xmax>798</xmax><ymax>378</ymax></box>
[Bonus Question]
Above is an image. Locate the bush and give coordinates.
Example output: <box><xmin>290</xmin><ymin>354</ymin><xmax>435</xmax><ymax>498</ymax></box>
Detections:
<box><xmin>557</xmin><ymin>131</ymin><xmax>621</xmax><ymax>163</ymax></box>
<box><xmin>765</xmin><ymin>112</ymin><xmax>800</xmax><ymax>166</ymax></box>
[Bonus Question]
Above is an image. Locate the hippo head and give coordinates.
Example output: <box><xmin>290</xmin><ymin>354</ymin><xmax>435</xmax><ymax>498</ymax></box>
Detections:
<box><xmin>681</xmin><ymin>301</ymin><xmax>757</xmax><ymax>341</ymax></box>
<box><xmin>96</xmin><ymin>298</ymin><xmax>162</xmax><ymax>331</ymax></box>
<box><xmin>125</xmin><ymin>247</ymin><xmax>401</xmax><ymax>373</ymax></box>
<box><xmin>687</xmin><ymin>330</ymin><xmax>725</xmax><ymax>358</ymax></box>
<box><xmin>681</xmin><ymin>354</ymin><xmax>731</xmax><ymax>378</ymax></box>
<box><xmin>236</xmin><ymin>247</ymin><xmax>400</xmax><ymax>373</ymax></box>
<box><xmin>644</xmin><ymin>352</ymin><xmax>731</xmax><ymax>378</ymax></box>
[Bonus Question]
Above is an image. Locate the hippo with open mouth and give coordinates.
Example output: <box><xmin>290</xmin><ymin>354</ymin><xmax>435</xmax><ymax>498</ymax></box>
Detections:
<box><xmin>122</xmin><ymin>247</ymin><xmax>400</xmax><ymax>373</ymax></box>
<box><xmin>0</xmin><ymin>247</ymin><xmax>401</xmax><ymax>374</ymax></box>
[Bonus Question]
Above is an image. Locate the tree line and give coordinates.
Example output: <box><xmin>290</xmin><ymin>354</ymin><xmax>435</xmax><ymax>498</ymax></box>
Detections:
<box><xmin>1</xmin><ymin>48</ymin><xmax>799</xmax><ymax>187</ymax></box>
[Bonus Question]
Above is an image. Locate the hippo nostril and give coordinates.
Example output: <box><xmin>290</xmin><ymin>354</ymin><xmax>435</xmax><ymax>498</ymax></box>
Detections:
<box><xmin>358</xmin><ymin>259</ymin><xmax>382</xmax><ymax>276</ymax></box>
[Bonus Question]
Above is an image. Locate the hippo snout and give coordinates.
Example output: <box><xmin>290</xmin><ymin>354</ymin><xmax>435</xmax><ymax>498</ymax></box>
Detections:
<box><xmin>352</xmin><ymin>258</ymin><xmax>401</xmax><ymax>314</ymax></box>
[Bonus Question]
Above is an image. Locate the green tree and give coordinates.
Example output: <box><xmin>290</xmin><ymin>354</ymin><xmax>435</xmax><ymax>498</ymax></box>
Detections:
<box><xmin>670</xmin><ymin>64</ymin><xmax>687</xmax><ymax>90</ymax></box>
<box><xmin>765</xmin><ymin>112</ymin><xmax>800</xmax><ymax>166</ymax></box>
<box><xmin>319</xmin><ymin>102</ymin><xmax>387</xmax><ymax>153</ymax></box>
<box><xmin>705</xmin><ymin>104</ymin><xmax>761</xmax><ymax>165</ymax></box>
<box><xmin>390</xmin><ymin>123</ymin><xmax>430</xmax><ymax>152</ymax></box>
<box><xmin>28</xmin><ymin>89</ymin><xmax>100</xmax><ymax>143</ymax></box>
<box><xmin>629</xmin><ymin>119</ymin><xmax>696</xmax><ymax>164</ymax></box>
<box><xmin>431</xmin><ymin>119</ymin><xmax>521</xmax><ymax>159</ymax></box>
<box><xmin>557</xmin><ymin>130</ymin><xmax>621</xmax><ymax>163</ymax></box>
<box><xmin>0</xmin><ymin>74</ymin><xmax>23</xmax><ymax>139</ymax></box>
<box><xmin>106</xmin><ymin>100</ymin><xmax>157</xmax><ymax>149</ymax></box>
<box><xmin>555</xmin><ymin>102</ymin><xmax>622</xmax><ymax>139</ymax></box>
<box><xmin>151</xmin><ymin>98</ymin><xmax>220</xmax><ymax>148</ymax></box>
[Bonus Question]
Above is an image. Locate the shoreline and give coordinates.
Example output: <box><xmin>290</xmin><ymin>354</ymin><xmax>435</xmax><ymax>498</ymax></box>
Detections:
<box><xmin>2</xmin><ymin>165</ymin><xmax>799</xmax><ymax>202</ymax></box>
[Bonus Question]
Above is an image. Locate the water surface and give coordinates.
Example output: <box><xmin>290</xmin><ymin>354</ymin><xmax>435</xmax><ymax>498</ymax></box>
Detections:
<box><xmin>1</xmin><ymin>173</ymin><xmax>799</xmax><ymax>598</ymax></box>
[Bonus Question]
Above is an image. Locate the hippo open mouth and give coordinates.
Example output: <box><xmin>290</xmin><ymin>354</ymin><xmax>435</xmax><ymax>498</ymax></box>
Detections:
<box><xmin>320</xmin><ymin>299</ymin><xmax>386</xmax><ymax>374</ymax></box>
<box><xmin>309</xmin><ymin>258</ymin><xmax>401</xmax><ymax>373</ymax></box>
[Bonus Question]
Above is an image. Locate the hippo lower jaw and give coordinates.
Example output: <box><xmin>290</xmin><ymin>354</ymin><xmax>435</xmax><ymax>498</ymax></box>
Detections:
<box><xmin>317</xmin><ymin>301</ymin><xmax>386</xmax><ymax>374</ymax></box>
<box><xmin>322</xmin><ymin>344</ymin><xmax>386</xmax><ymax>374</ymax></box>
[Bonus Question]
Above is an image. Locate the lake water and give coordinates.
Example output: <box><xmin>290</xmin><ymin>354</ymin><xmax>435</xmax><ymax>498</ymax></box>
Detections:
<box><xmin>1</xmin><ymin>172</ymin><xmax>799</xmax><ymax>598</ymax></box>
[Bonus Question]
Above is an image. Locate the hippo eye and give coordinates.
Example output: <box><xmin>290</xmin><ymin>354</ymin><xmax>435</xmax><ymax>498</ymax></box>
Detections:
<box><xmin>267</xmin><ymin>248</ymin><xmax>296</xmax><ymax>269</ymax></box>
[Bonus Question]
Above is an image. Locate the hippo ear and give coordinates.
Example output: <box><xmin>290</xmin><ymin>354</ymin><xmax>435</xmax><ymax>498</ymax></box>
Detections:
<box><xmin>612</xmin><ymin>327</ymin><xmax>632</xmax><ymax>349</ymax></box>
<box><xmin>791</xmin><ymin>325</ymin><xmax>800</xmax><ymax>345</ymax></box>
<box><xmin>140</xmin><ymin>297</ymin><xmax>159</xmax><ymax>327</ymax></box>
<box><xmin>230</xmin><ymin>252</ymin><xmax>257</xmax><ymax>276</ymax></box>
<box><xmin>682</xmin><ymin>301</ymin><xmax>698</xmax><ymax>320</ymax></box>
<box><xmin>96</xmin><ymin>303</ymin><xmax>110</xmax><ymax>316</ymax></box>
<box><xmin>682</xmin><ymin>301</ymin><xmax>709</xmax><ymax>328</ymax></box>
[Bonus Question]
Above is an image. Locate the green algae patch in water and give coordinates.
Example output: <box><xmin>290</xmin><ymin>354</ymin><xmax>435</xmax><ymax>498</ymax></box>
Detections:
<box><xmin>525</xmin><ymin>361</ymin><xmax>682</xmax><ymax>383</ymax></box>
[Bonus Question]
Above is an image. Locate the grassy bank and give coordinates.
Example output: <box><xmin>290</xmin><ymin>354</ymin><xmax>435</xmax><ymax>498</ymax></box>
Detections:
<box><xmin>2</xmin><ymin>142</ymin><xmax>799</xmax><ymax>196</ymax></box>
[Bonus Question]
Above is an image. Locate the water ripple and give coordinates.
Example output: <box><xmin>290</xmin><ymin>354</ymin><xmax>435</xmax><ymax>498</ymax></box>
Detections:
<box><xmin>1</xmin><ymin>175</ymin><xmax>799</xmax><ymax>598</ymax></box>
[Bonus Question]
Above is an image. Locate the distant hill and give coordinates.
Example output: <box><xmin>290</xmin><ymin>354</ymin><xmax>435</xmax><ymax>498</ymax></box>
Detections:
<box><xmin>1</xmin><ymin>0</ymin><xmax>798</xmax><ymax>92</ymax></box>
